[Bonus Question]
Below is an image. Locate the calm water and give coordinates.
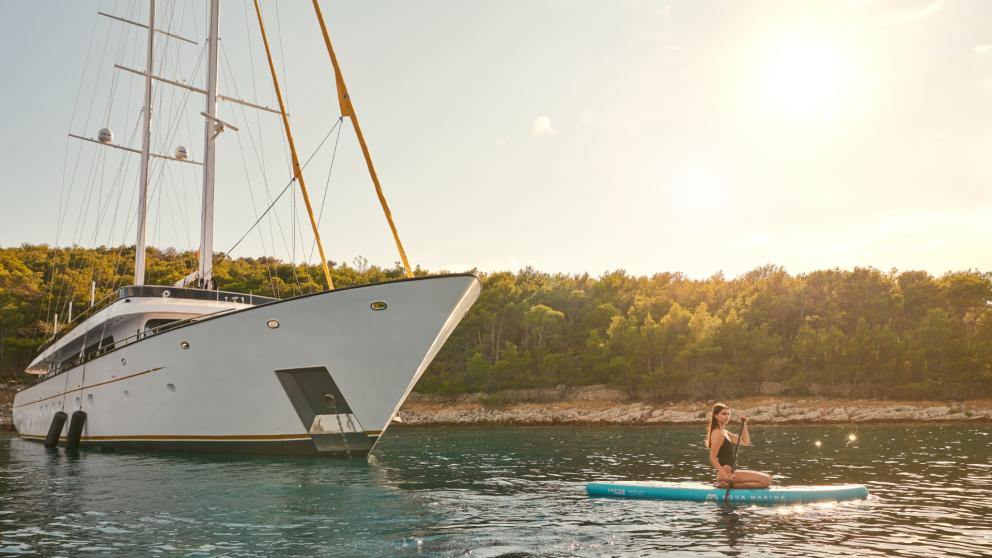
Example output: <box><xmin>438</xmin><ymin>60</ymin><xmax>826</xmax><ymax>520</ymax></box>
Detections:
<box><xmin>1</xmin><ymin>424</ymin><xmax>990</xmax><ymax>557</ymax></box>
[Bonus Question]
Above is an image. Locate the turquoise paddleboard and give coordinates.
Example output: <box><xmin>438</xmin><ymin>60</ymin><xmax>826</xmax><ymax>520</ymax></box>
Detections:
<box><xmin>586</xmin><ymin>481</ymin><xmax>869</xmax><ymax>504</ymax></box>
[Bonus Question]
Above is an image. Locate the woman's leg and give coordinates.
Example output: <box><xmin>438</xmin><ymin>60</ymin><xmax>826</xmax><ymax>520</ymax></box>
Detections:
<box><xmin>714</xmin><ymin>480</ymin><xmax>767</xmax><ymax>488</ymax></box>
<box><xmin>731</xmin><ymin>470</ymin><xmax>773</xmax><ymax>488</ymax></box>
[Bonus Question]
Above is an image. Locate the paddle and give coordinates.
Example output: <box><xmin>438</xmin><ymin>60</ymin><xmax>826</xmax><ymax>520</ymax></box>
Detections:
<box><xmin>723</xmin><ymin>416</ymin><xmax>747</xmax><ymax>503</ymax></box>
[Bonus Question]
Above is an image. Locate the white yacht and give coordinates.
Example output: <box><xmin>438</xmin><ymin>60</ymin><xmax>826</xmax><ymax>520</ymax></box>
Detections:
<box><xmin>11</xmin><ymin>1</ymin><xmax>480</xmax><ymax>456</ymax></box>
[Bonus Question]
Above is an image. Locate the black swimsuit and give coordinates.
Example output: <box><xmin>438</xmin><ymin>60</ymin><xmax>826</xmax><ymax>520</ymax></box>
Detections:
<box><xmin>716</xmin><ymin>432</ymin><xmax>736</xmax><ymax>468</ymax></box>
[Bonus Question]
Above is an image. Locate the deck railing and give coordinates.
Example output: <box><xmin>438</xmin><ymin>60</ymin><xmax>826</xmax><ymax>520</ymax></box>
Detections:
<box><xmin>39</xmin><ymin>285</ymin><xmax>278</xmax><ymax>354</ymax></box>
<box><xmin>39</xmin><ymin>288</ymin><xmax>277</xmax><ymax>379</ymax></box>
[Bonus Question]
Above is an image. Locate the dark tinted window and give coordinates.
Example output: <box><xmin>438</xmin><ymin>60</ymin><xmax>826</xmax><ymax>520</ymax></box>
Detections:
<box><xmin>84</xmin><ymin>335</ymin><xmax>114</xmax><ymax>359</ymax></box>
<box><xmin>144</xmin><ymin>319</ymin><xmax>178</xmax><ymax>333</ymax></box>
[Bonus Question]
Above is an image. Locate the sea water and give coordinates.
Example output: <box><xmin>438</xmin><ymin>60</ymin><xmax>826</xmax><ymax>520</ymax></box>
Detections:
<box><xmin>1</xmin><ymin>424</ymin><xmax>989</xmax><ymax>556</ymax></box>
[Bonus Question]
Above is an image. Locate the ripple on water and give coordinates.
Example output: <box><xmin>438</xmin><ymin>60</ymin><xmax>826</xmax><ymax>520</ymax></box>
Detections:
<box><xmin>1</xmin><ymin>425</ymin><xmax>990</xmax><ymax>556</ymax></box>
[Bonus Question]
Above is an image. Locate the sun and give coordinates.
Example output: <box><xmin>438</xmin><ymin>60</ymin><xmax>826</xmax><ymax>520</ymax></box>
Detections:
<box><xmin>759</xmin><ymin>34</ymin><xmax>854</xmax><ymax>121</ymax></box>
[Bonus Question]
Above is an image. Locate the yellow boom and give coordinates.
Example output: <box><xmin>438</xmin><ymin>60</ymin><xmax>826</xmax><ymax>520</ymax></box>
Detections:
<box><xmin>252</xmin><ymin>0</ymin><xmax>335</xmax><ymax>290</ymax></box>
<box><xmin>312</xmin><ymin>0</ymin><xmax>413</xmax><ymax>278</ymax></box>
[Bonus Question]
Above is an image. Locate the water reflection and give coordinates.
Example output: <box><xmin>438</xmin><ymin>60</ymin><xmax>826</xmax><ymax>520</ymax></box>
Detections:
<box><xmin>1</xmin><ymin>424</ymin><xmax>990</xmax><ymax>556</ymax></box>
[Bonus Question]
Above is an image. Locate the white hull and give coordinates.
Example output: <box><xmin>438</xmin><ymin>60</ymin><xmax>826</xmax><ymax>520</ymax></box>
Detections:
<box><xmin>13</xmin><ymin>275</ymin><xmax>480</xmax><ymax>456</ymax></box>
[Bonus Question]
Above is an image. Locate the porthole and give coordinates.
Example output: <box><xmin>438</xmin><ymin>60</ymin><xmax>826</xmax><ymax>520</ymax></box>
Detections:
<box><xmin>166</xmin><ymin>383</ymin><xmax>176</xmax><ymax>394</ymax></box>
<box><xmin>266</xmin><ymin>319</ymin><xmax>280</xmax><ymax>329</ymax></box>
<box><xmin>180</xmin><ymin>341</ymin><xmax>190</xmax><ymax>350</ymax></box>
<box><xmin>86</xmin><ymin>394</ymin><xmax>93</xmax><ymax>404</ymax></box>
<box><xmin>370</xmin><ymin>301</ymin><xmax>387</xmax><ymax>311</ymax></box>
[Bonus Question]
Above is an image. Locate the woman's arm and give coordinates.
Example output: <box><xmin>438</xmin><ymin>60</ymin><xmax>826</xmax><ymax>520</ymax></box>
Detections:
<box><xmin>726</xmin><ymin>417</ymin><xmax>751</xmax><ymax>446</ymax></box>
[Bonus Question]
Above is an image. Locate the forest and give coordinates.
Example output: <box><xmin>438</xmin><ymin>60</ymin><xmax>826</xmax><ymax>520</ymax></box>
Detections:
<box><xmin>2</xmin><ymin>244</ymin><xmax>991</xmax><ymax>400</ymax></box>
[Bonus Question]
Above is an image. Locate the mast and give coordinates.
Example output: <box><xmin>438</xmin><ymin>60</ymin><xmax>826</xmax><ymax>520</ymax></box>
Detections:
<box><xmin>312</xmin><ymin>0</ymin><xmax>413</xmax><ymax>279</ymax></box>
<box><xmin>253</xmin><ymin>0</ymin><xmax>335</xmax><ymax>291</ymax></box>
<box><xmin>134</xmin><ymin>0</ymin><xmax>156</xmax><ymax>286</ymax></box>
<box><xmin>197</xmin><ymin>0</ymin><xmax>220</xmax><ymax>289</ymax></box>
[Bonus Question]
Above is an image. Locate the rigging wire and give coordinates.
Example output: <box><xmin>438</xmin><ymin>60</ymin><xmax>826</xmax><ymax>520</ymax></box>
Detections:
<box><xmin>35</xmin><ymin>0</ymin><xmax>207</xmax><ymax>341</ymax></box>
<box><xmin>228</xmin><ymin>100</ymin><xmax>281</xmax><ymax>297</ymax></box>
<box><xmin>105</xmin><ymin>7</ymin><xmax>203</xmax><ymax>291</ymax></box>
<box><xmin>144</xmin><ymin>41</ymin><xmax>206</xmax><ymax>275</ymax></box>
<box><xmin>213</xmin><ymin>118</ymin><xmax>344</xmax><ymax>273</ymax></box>
<box><xmin>265</xmin><ymin>3</ymin><xmax>297</xmax><ymax>263</ymax></box>
<box><xmin>239</xmin><ymin>0</ymin><xmax>281</xmax><ymax>278</ymax></box>
<box><xmin>47</xmin><ymin>21</ymin><xmax>130</xmax><ymax>335</ymax></box>
<box><xmin>219</xmin><ymin>38</ymin><xmax>292</xmax><ymax>295</ymax></box>
<box><xmin>49</xmin><ymin>0</ymin><xmax>144</xmax><ymax>323</ymax></box>
<box><xmin>308</xmin><ymin>120</ymin><xmax>345</xmax><ymax>263</ymax></box>
<box><xmin>40</xmin><ymin>1</ymin><xmax>351</xmax><ymax>342</ymax></box>
<box><xmin>273</xmin><ymin>2</ymin><xmax>302</xmax><ymax>293</ymax></box>
<box><xmin>36</xmin><ymin>2</ymin><xmax>133</xmax><ymax>342</ymax></box>
<box><xmin>146</xmin><ymin>1</ymin><xmax>183</xmax><ymax>256</ymax></box>
<box><xmin>44</xmin><ymin>5</ymin><xmax>129</xmax><ymax>332</ymax></box>
<box><xmin>51</xmin><ymin>2</ymin><xmax>154</xmax><ymax>331</ymax></box>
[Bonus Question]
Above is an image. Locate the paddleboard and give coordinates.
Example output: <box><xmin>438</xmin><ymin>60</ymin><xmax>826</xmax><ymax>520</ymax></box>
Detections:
<box><xmin>586</xmin><ymin>481</ymin><xmax>869</xmax><ymax>504</ymax></box>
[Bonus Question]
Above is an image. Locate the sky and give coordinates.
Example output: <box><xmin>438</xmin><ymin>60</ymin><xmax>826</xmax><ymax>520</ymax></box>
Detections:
<box><xmin>1</xmin><ymin>0</ymin><xmax>991</xmax><ymax>279</ymax></box>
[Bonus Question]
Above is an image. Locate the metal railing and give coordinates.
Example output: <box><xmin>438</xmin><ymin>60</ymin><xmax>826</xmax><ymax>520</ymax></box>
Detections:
<box><xmin>40</xmin><ymin>285</ymin><xmax>278</xmax><ymax>354</ymax></box>
<box><xmin>40</xmin><ymin>302</ymin><xmax>261</xmax><ymax>380</ymax></box>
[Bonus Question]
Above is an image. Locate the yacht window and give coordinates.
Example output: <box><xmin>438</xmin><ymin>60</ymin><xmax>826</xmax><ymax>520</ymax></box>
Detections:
<box><xmin>84</xmin><ymin>335</ymin><xmax>114</xmax><ymax>359</ymax></box>
<box><xmin>58</xmin><ymin>354</ymin><xmax>77</xmax><ymax>371</ymax></box>
<box><xmin>144</xmin><ymin>319</ymin><xmax>179</xmax><ymax>334</ymax></box>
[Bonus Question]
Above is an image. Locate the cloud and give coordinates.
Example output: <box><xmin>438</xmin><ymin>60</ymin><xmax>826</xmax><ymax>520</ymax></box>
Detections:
<box><xmin>578</xmin><ymin>110</ymin><xmax>601</xmax><ymax>127</ymax></box>
<box><xmin>531</xmin><ymin>115</ymin><xmax>555</xmax><ymax>136</ymax></box>
<box><xmin>882</xmin><ymin>0</ymin><xmax>944</xmax><ymax>26</ymax></box>
<box><xmin>975</xmin><ymin>45</ymin><xmax>992</xmax><ymax>54</ymax></box>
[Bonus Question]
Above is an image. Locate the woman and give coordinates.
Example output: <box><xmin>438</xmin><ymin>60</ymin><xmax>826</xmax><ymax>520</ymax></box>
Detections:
<box><xmin>706</xmin><ymin>403</ymin><xmax>772</xmax><ymax>489</ymax></box>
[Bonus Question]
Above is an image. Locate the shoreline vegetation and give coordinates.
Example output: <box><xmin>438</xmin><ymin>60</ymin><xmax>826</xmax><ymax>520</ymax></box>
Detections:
<box><xmin>2</xmin><ymin>245</ymin><xmax>992</xmax><ymax>414</ymax></box>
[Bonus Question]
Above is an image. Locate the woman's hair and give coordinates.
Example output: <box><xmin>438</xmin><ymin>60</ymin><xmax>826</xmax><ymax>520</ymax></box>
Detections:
<box><xmin>705</xmin><ymin>403</ymin><xmax>728</xmax><ymax>448</ymax></box>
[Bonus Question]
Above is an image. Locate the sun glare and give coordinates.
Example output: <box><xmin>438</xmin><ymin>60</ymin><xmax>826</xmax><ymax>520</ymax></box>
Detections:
<box><xmin>758</xmin><ymin>34</ymin><xmax>855</xmax><ymax>121</ymax></box>
<box><xmin>666</xmin><ymin>166</ymin><xmax>729</xmax><ymax>214</ymax></box>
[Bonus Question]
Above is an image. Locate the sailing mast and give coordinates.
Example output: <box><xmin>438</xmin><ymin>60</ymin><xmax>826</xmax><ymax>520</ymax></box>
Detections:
<box><xmin>197</xmin><ymin>0</ymin><xmax>221</xmax><ymax>290</ymax></box>
<box><xmin>312</xmin><ymin>0</ymin><xmax>413</xmax><ymax>279</ymax></box>
<box><xmin>69</xmin><ymin>2</ymin><xmax>241</xmax><ymax>290</ymax></box>
<box><xmin>134</xmin><ymin>0</ymin><xmax>156</xmax><ymax>286</ymax></box>
<box><xmin>253</xmin><ymin>0</ymin><xmax>335</xmax><ymax>291</ymax></box>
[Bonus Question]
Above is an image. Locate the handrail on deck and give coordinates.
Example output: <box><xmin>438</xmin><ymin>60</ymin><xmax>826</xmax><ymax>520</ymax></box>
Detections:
<box><xmin>39</xmin><ymin>285</ymin><xmax>278</xmax><ymax>353</ymax></box>
<box><xmin>37</xmin><ymin>285</ymin><xmax>278</xmax><ymax>363</ymax></box>
<box><xmin>41</xmin><ymin>305</ymin><xmax>243</xmax><ymax>380</ymax></box>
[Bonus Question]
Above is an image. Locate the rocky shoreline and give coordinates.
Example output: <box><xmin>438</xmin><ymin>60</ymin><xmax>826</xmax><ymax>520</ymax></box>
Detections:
<box><xmin>3</xmin><ymin>384</ymin><xmax>990</xmax><ymax>431</ymax></box>
<box><xmin>395</xmin><ymin>385</ymin><xmax>992</xmax><ymax>426</ymax></box>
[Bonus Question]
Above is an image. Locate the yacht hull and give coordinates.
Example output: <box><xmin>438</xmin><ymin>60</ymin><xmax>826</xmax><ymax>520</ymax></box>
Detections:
<box><xmin>12</xmin><ymin>274</ymin><xmax>480</xmax><ymax>456</ymax></box>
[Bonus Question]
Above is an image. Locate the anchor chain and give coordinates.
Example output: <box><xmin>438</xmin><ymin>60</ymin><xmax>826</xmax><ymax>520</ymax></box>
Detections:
<box><xmin>324</xmin><ymin>393</ymin><xmax>352</xmax><ymax>460</ymax></box>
